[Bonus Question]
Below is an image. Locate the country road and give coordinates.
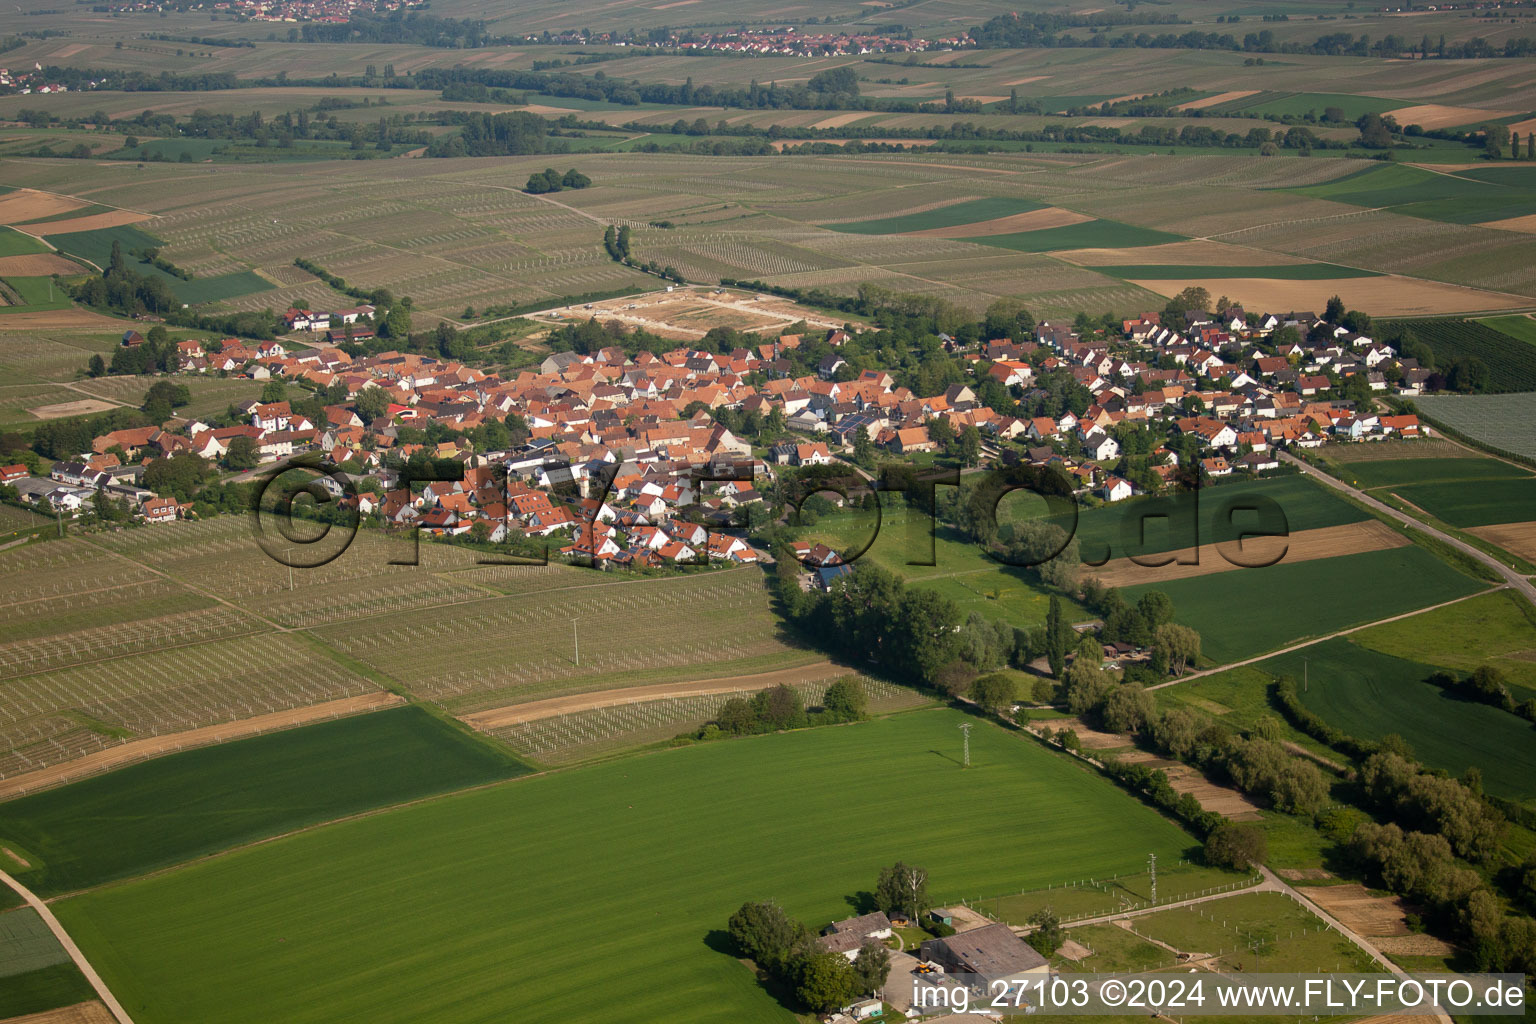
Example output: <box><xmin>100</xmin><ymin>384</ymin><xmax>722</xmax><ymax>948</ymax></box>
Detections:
<box><xmin>0</xmin><ymin>868</ymin><xmax>136</xmax><ymax>1024</ymax></box>
<box><xmin>1280</xmin><ymin>450</ymin><xmax>1536</xmax><ymax>604</ymax></box>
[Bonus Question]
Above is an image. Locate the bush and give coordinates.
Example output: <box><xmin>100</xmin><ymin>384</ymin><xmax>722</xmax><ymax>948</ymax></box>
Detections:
<box><xmin>1204</xmin><ymin>822</ymin><xmax>1267</xmax><ymax>869</ymax></box>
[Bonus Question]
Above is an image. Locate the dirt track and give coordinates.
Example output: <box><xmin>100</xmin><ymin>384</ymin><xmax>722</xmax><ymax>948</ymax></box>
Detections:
<box><xmin>462</xmin><ymin>661</ymin><xmax>848</xmax><ymax>730</ymax></box>
<box><xmin>1089</xmin><ymin>520</ymin><xmax>1408</xmax><ymax>587</ymax></box>
<box><xmin>0</xmin><ymin>692</ymin><xmax>404</xmax><ymax>800</ymax></box>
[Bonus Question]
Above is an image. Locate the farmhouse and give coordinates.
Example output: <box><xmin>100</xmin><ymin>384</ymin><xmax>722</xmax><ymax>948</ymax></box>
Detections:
<box><xmin>817</xmin><ymin>912</ymin><xmax>893</xmax><ymax>960</ymax></box>
<box><xmin>919</xmin><ymin>923</ymin><xmax>1047</xmax><ymax>977</ymax></box>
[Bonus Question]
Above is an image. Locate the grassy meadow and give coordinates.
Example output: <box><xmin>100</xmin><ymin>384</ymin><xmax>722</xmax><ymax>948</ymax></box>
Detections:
<box><xmin>55</xmin><ymin>708</ymin><xmax>1200</xmax><ymax>1024</ymax></box>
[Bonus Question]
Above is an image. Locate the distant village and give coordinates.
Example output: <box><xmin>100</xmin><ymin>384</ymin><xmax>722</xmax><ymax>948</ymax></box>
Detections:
<box><xmin>529</xmin><ymin>27</ymin><xmax>971</xmax><ymax>56</ymax></box>
<box><xmin>6</xmin><ymin>291</ymin><xmax>1428</xmax><ymax>572</ymax></box>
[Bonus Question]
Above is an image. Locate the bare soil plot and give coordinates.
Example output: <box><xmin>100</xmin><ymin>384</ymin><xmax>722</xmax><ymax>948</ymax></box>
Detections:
<box><xmin>1371</xmin><ymin>933</ymin><xmax>1455</xmax><ymax>956</ymax></box>
<box><xmin>1468</xmin><ymin>522</ymin><xmax>1536</xmax><ymax>562</ymax></box>
<box><xmin>1091</xmin><ymin>520</ymin><xmax>1409</xmax><ymax>588</ymax></box>
<box><xmin>1278</xmin><ymin>868</ymin><xmax>1333</xmax><ymax>881</ymax></box>
<box><xmin>0</xmin><ymin>254</ymin><xmax>83</xmax><ymax>276</ymax></box>
<box><xmin>1002</xmin><ymin>76</ymin><xmax>1049</xmax><ymax>86</ymax></box>
<box><xmin>810</xmin><ymin>112</ymin><xmax>868</xmax><ymax>129</ymax></box>
<box><xmin>1118</xmin><ymin>750</ymin><xmax>1263</xmax><ymax>820</ymax></box>
<box><xmin>27</xmin><ymin>398</ymin><xmax>118</xmax><ymax>419</ymax></box>
<box><xmin>0</xmin><ymin>1004</ymin><xmax>116</xmax><ymax>1024</ymax></box>
<box><xmin>1030</xmin><ymin>716</ymin><xmax>1129</xmax><ymax>751</ymax></box>
<box><xmin>1302</xmin><ymin>883</ymin><xmax>1411</xmax><ymax>937</ymax></box>
<box><xmin>943</xmin><ymin>905</ymin><xmax>995</xmax><ymax>932</ymax></box>
<box><xmin>1057</xmin><ymin>938</ymin><xmax>1092</xmax><ymax>961</ymax></box>
<box><xmin>0</xmin><ymin>190</ymin><xmax>88</xmax><ymax>224</ymax></box>
<box><xmin>1506</xmin><ymin>116</ymin><xmax>1536</xmax><ymax>137</ymax></box>
<box><xmin>14</xmin><ymin>209</ymin><xmax>149</xmax><ymax>237</ymax></box>
<box><xmin>907</xmin><ymin>207</ymin><xmax>1092</xmax><ymax>238</ymax></box>
<box><xmin>1176</xmin><ymin>89</ymin><xmax>1259</xmax><ymax>111</ymax></box>
<box><xmin>463</xmin><ymin>660</ymin><xmax>847</xmax><ymax>729</ymax></box>
<box><xmin>0</xmin><ymin>692</ymin><xmax>403</xmax><ymax>801</ymax></box>
<box><xmin>1129</xmin><ymin>276</ymin><xmax>1533</xmax><ymax>316</ymax></box>
<box><xmin>1057</xmin><ymin>239</ymin><xmax>1308</xmax><ymax>266</ymax></box>
<box><xmin>1387</xmin><ymin>104</ymin><xmax>1520</xmax><ymax>129</ymax></box>
<box><xmin>1485</xmin><ymin>213</ymin><xmax>1536</xmax><ymax>234</ymax></box>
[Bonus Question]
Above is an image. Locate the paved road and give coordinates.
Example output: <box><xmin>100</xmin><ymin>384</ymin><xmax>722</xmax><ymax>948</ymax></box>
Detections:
<box><xmin>0</xmin><ymin>868</ymin><xmax>137</xmax><ymax>1024</ymax></box>
<box><xmin>1280</xmin><ymin>450</ymin><xmax>1536</xmax><ymax>604</ymax></box>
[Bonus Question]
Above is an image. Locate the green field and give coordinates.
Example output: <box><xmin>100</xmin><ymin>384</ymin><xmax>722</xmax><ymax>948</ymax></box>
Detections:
<box><xmin>795</xmin><ymin>502</ymin><xmax>1091</xmax><ymax>626</ymax></box>
<box><xmin>1267</xmin><ymin>636</ymin><xmax>1536</xmax><ymax>804</ymax></box>
<box><xmin>1341</xmin><ymin>456</ymin><xmax>1530</xmax><ymax>490</ymax></box>
<box><xmin>0</xmin><ymin>227</ymin><xmax>48</xmax><ymax>257</ymax></box>
<box><xmin>1121</xmin><ymin>545</ymin><xmax>1486</xmax><ymax>664</ymax></box>
<box><xmin>1479</xmin><ymin>314</ymin><xmax>1536</xmax><ymax>346</ymax></box>
<box><xmin>43</xmin><ymin>224</ymin><xmax>163</xmax><ymax>273</ymax></box>
<box><xmin>1387</xmin><ymin>477</ymin><xmax>1536</xmax><ymax>528</ymax></box>
<box><xmin>1132</xmin><ymin>891</ymin><xmax>1379</xmax><ymax>972</ymax></box>
<box><xmin>55</xmin><ymin>709</ymin><xmax>1200</xmax><ymax>1024</ymax></box>
<box><xmin>824</xmin><ymin>196</ymin><xmax>1047</xmax><ymax>234</ymax></box>
<box><xmin>170</xmin><ymin>269</ymin><xmax>274</xmax><ymax>305</ymax></box>
<box><xmin>1351</xmin><ymin>589</ymin><xmax>1536</xmax><ymax>699</ymax></box>
<box><xmin>975</xmin><ymin>219</ymin><xmax>1186</xmax><ymax>253</ymax></box>
<box><xmin>1290</xmin><ymin>164</ymin><xmax>1536</xmax><ymax>225</ymax></box>
<box><xmin>0</xmin><ymin>961</ymin><xmax>95</xmax><ymax>1019</ymax></box>
<box><xmin>1218</xmin><ymin>92</ymin><xmax>1403</xmax><ymax>120</ymax></box>
<box><xmin>0</xmin><ymin>277</ymin><xmax>73</xmax><ymax>314</ymax></box>
<box><xmin>0</xmin><ymin>706</ymin><xmax>530</xmax><ymax>895</ymax></box>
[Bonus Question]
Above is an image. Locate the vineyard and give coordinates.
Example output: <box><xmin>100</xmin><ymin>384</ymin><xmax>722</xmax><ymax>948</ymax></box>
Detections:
<box><xmin>1413</xmin><ymin>392</ymin><xmax>1536</xmax><ymax>460</ymax></box>
<box><xmin>1379</xmin><ymin>318</ymin><xmax>1536</xmax><ymax>392</ymax></box>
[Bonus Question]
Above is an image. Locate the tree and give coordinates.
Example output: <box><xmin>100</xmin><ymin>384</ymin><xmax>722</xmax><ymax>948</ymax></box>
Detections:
<box><xmin>807</xmin><ymin>66</ymin><xmax>859</xmax><ymax>96</ymax></box>
<box><xmin>1204</xmin><ymin>821</ymin><xmax>1268</xmax><ymax>869</ymax></box>
<box><xmin>1025</xmin><ymin>908</ymin><xmax>1064</xmax><ymax>956</ymax></box>
<box><xmin>970</xmin><ymin>672</ymin><xmax>1018</xmax><ymax>714</ymax></box>
<box><xmin>1154</xmin><ymin>623</ymin><xmax>1201</xmax><ymax>676</ymax></box>
<box><xmin>753</xmin><ymin>683</ymin><xmax>805</xmax><ymax>730</ymax></box>
<box><xmin>875</xmin><ymin>862</ymin><xmax>930</xmax><ymax>921</ymax></box>
<box><xmin>821</xmin><ymin>677</ymin><xmax>867</xmax><ymax>719</ymax></box>
<box><xmin>1100</xmin><ymin>683</ymin><xmax>1155</xmax><ymax>733</ymax></box>
<box><xmin>715</xmin><ymin>697</ymin><xmax>758</xmax><ymax>735</ymax></box>
<box><xmin>381</xmin><ymin>304</ymin><xmax>412</xmax><ymax>339</ymax></box>
<box><xmin>852</xmin><ymin>426</ymin><xmax>873</xmax><ymax>466</ymax></box>
<box><xmin>87</xmin><ymin>354</ymin><xmax>106</xmax><ymax>378</ymax></box>
<box><xmin>260</xmin><ymin>380</ymin><xmax>286</xmax><ymax>403</ymax></box>
<box><xmin>851</xmin><ymin>942</ymin><xmax>891</xmax><ymax>996</ymax></box>
<box><xmin>224</xmin><ymin>435</ymin><xmax>259</xmax><ymax>470</ymax></box>
<box><xmin>561</xmin><ymin>168</ymin><xmax>591</xmax><ymax>188</ymax></box>
<box><xmin>793</xmin><ymin>951</ymin><xmax>855</xmax><ymax>1013</ymax></box>
<box><xmin>354</xmin><ymin>386</ymin><xmax>390</xmax><ymax>423</ymax></box>
<box><xmin>956</xmin><ymin>425</ymin><xmax>982</xmax><ymax>467</ymax></box>
<box><xmin>1324</xmin><ymin>294</ymin><xmax>1347</xmax><ymax>324</ymax></box>
<box><xmin>727</xmin><ymin>900</ymin><xmax>808</xmax><ymax>970</ymax></box>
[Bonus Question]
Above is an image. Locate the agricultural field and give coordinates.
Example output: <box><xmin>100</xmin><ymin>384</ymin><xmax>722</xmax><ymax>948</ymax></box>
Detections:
<box><xmin>1414</xmin><ymin>392</ymin><xmax>1536</xmax><ymax>461</ymax></box>
<box><xmin>51</xmin><ymin>708</ymin><xmax>1204</xmax><ymax>1024</ymax></box>
<box><xmin>0</xmin><ymin>138</ymin><xmax>1529</xmax><ymax>321</ymax></box>
<box><xmin>1264</xmin><ymin>636</ymin><xmax>1536</xmax><ymax>807</ymax></box>
<box><xmin>1129</xmin><ymin>892</ymin><xmax>1380</xmax><ymax>973</ymax></box>
<box><xmin>1479</xmin><ymin>313</ymin><xmax>1536</xmax><ymax>346</ymax></box>
<box><xmin>0</xmin><ymin>705</ymin><xmax>529</xmax><ymax>895</ymax></box>
<box><xmin>0</xmin><ymin>515</ymin><xmax>821</xmax><ymax>778</ymax></box>
<box><xmin>1120</xmin><ymin>544</ymin><xmax>1488</xmax><ymax>664</ymax></box>
<box><xmin>1349</xmin><ymin>589</ymin><xmax>1536</xmax><ymax>702</ymax></box>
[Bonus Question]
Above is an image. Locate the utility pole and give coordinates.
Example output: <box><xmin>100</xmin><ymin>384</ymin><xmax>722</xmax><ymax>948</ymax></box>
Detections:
<box><xmin>286</xmin><ymin>547</ymin><xmax>293</xmax><ymax>591</ymax></box>
<box><xmin>1149</xmin><ymin>853</ymin><xmax>1157</xmax><ymax>905</ymax></box>
<box><xmin>573</xmin><ymin>620</ymin><xmax>579</xmax><ymax>667</ymax></box>
<box><xmin>1303</xmin><ymin>656</ymin><xmax>1309</xmax><ymax>693</ymax></box>
<box><xmin>959</xmin><ymin>722</ymin><xmax>972</xmax><ymax>768</ymax></box>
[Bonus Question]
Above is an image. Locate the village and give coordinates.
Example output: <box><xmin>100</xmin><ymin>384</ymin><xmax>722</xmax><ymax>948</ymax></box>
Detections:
<box><xmin>3</xmin><ymin>287</ymin><xmax>1427</xmax><ymax>574</ymax></box>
